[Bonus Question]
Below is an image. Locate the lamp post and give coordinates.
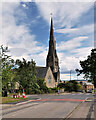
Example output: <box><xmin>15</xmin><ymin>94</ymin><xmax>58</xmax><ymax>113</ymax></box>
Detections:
<box><xmin>76</xmin><ymin>71</ymin><xmax>78</xmax><ymax>80</ymax></box>
<box><xmin>70</xmin><ymin>70</ymin><xmax>72</xmax><ymax>81</ymax></box>
<box><xmin>77</xmin><ymin>74</ymin><xmax>78</xmax><ymax>80</ymax></box>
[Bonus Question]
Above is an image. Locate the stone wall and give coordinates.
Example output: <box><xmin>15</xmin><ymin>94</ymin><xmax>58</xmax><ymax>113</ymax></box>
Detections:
<box><xmin>45</xmin><ymin>67</ymin><xmax>56</xmax><ymax>88</ymax></box>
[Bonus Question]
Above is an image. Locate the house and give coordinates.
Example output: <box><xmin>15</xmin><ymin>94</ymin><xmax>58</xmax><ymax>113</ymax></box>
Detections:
<box><xmin>75</xmin><ymin>80</ymin><xmax>94</xmax><ymax>92</ymax></box>
<box><xmin>83</xmin><ymin>82</ymin><xmax>94</xmax><ymax>92</ymax></box>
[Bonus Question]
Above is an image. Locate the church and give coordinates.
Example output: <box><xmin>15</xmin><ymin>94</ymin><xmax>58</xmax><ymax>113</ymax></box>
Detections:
<box><xmin>36</xmin><ymin>17</ymin><xmax>60</xmax><ymax>88</ymax></box>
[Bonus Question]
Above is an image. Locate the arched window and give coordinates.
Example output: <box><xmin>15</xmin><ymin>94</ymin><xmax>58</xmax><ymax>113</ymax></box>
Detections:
<box><xmin>48</xmin><ymin>75</ymin><xmax>51</xmax><ymax>83</ymax></box>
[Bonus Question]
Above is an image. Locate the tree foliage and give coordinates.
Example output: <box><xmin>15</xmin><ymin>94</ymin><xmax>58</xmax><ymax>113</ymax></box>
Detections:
<box><xmin>0</xmin><ymin>45</ymin><xmax>16</xmax><ymax>91</ymax></box>
<box><xmin>57</xmin><ymin>81</ymin><xmax>81</xmax><ymax>92</ymax></box>
<box><xmin>57</xmin><ymin>83</ymin><xmax>65</xmax><ymax>88</ymax></box>
<box><xmin>37</xmin><ymin>78</ymin><xmax>48</xmax><ymax>93</ymax></box>
<box><xmin>76</xmin><ymin>49</ymin><xmax>96</xmax><ymax>87</ymax></box>
<box><xmin>15</xmin><ymin>58</ymin><xmax>37</xmax><ymax>94</ymax></box>
<box><xmin>0</xmin><ymin>45</ymin><xmax>49</xmax><ymax>95</ymax></box>
<box><xmin>64</xmin><ymin>80</ymin><xmax>81</xmax><ymax>92</ymax></box>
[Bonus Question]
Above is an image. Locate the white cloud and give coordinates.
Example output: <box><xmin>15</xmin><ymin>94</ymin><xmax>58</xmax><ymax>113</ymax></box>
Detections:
<box><xmin>60</xmin><ymin>73</ymin><xmax>85</xmax><ymax>80</ymax></box>
<box><xmin>59</xmin><ymin>55</ymin><xmax>80</xmax><ymax>72</ymax></box>
<box><xmin>28</xmin><ymin>50</ymin><xmax>48</xmax><ymax>66</ymax></box>
<box><xmin>1</xmin><ymin>2</ymin><xmax>46</xmax><ymax>63</ymax></box>
<box><xmin>55</xmin><ymin>24</ymin><xmax>94</xmax><ymax>35</ymax></box>
<box><xmin>1</xmin><ymin>0</ymin><xmax>95</xmax><ymax>2</ymax></box>
<box><xmin>2</xmin><ymin>0</ymin><xmax>32</xmax><ymax>2</ymax></box>
<box><xmin>57</xmin><ymin>36</ymin><xmax>88</xmax><ymax>51</ymax></box>
<box><xmin>55</xmin><ymin>28</ymin><xmax>78</xmax><ymax>34</ymax></box>
<box><xmin>10</xmin><ymin>48</ymin><xmax>28</xmax><ymax>57</ymax></box>
<box><xmin>71</xmin><ymin>47</ymin><xmax>93</xmax><ymax>58</ymax></box>
<box><xmin>60</xmin><ymin>74</ymin><xmax>71</xmax><ymax>80</ymax></box>
<box><xmin>22</xmin><ymin>3</ymin><xmax>28</xmax><ymax>8</ymax></box>
<box><xmin>36</xmin><ymin>2</ymin><xmax>93</xmax><ymax>28</ymax></box>
<box><xmin>58</xmin><ymin>46</ymin><xmax>93</xmax><ymax>79</ymax></box>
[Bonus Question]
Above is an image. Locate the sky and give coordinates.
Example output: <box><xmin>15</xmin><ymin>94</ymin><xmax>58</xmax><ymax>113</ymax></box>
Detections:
<box><xmin>0</xmin><ymin>1</ymin><xmax>94</xmax><ymax>80</ymax></box>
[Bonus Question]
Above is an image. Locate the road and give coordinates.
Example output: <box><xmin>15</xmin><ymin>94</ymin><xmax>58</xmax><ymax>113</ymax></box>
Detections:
<box><xmin>2</xmin><ymin>93</ymin><xmax>95</xmax><ymax>119</ymax></box>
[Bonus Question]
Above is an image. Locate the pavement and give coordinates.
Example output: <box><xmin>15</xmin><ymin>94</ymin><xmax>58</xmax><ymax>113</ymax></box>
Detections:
<box><xmin>1</xmin><ymin>93</ymin><xmax>71</xmax><ymax>108</ymax></box>
<box><xmin>66</xmin><ymin>98</ymin><xmax>94</xmax><ymax>119</ymax></box>
<box><xmin>1</xmin><ymin>93</ymin><xmax>95</xmax><ymax>119</ymax></box>
<box><xmin>66</xmin><ymin>93</ymin><xmax>96</xmax><ymax>119</ymax></box>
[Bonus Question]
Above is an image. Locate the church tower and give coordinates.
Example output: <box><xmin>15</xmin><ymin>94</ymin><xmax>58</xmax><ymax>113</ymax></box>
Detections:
<box><xmin>46</xmin><ymin>17</ymin><xmax>60</xmax><ymax>83</ymax></box>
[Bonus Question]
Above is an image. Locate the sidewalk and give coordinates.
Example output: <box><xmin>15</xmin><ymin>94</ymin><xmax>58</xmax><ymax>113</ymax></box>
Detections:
<box><xmin>66</xmin><ymin>96</ymin><xmax>95</xmax><ymax>119</ymax></box>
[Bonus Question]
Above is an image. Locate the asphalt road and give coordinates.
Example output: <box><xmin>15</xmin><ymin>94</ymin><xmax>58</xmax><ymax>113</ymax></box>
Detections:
<box><xmin>2</xmin><ymin>93</ymin><xmax>94</xmax><ymax>119</ymax></box>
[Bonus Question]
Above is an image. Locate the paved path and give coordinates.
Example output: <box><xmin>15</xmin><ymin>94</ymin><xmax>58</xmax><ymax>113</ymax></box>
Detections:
<box><xmin>67</xmin><ymin>99</ymin><xmax>94</xmax><ymax>119</ymax></box>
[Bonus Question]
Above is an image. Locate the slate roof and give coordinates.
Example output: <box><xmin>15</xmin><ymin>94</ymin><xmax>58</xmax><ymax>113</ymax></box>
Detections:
<box><xmin>36</xmin><ymin>66</ymin><xmax>48</xmax><ymax>78</ymax></box>
<box><xmin>84</xmin><ymin>82</ymin><xmax>94</xmax><ymax>86</ymax></box>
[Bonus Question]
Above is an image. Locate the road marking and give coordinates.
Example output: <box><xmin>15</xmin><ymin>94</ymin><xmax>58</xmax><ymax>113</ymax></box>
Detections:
<box><xmin>85</xmin><ymin>93</ymin><xmax>91</xmax><ymax>95</ymax></box>
<box><xmin>16</xmin><ymin>98</ymin><xmax>41</xmax><ymax>105</ymax></box>
<box><xmin>30</xmin><ymin>98</ymin><xmax>85</xmax><ymax>102</ymax></box>
<box><xmin>16</xmin><ymin>101</ymin><xmax>30</xmax><ymax>105</ymax></box>
<box><xmin>86</xmin><ymin>100</ymin><xmax>93</xmax><ymax>102</ymax></box>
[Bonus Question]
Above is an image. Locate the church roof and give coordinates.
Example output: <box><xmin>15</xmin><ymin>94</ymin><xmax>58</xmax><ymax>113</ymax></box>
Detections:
<box><xmin>36</xmin><ymin>67</ymin><xmax>48</xmax><ymax>78</ymax></box>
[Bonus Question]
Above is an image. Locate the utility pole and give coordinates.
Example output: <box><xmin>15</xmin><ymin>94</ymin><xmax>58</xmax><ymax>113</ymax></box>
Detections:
<box><xmin>77</xmin><ymin>75</ymin><xmax>78</xmax><ymax>80</ymax></box>
<box><xmin>77</xmin><ymin>71</ymin><xmax>78</xmax><ymax>80</ymax></box>
<box><xmin>70</xmin><ymin>70</ymin><xmax>71</xmax><ymax>81</ymax></box>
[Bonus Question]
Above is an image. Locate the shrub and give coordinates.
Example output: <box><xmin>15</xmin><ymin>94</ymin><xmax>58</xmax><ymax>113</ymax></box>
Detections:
<box><xmin>57</xmin><ymin>83</ymin><xmax>65</xmax><ymax>88</ymax></box>
<box><xmin>64</xmin><ymin>80</ymin><xmax>81</xmax><ymax>92</ymax></box>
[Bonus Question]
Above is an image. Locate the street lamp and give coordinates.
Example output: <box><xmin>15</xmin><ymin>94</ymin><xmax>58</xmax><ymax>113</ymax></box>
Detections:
<box><xmin>76</xmin><ymin>71</ymin><xmax>79</xmax><ymax>80</ymax></box>
<box><xmin>70</xmin><ymin>70</ymin><xmax>72</xmax><ymax>81</ymax></box>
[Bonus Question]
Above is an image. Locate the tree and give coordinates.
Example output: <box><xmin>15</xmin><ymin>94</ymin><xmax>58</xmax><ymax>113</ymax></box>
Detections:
<box><xmin>64</xmin><ymin>81</ymin><xmax>73</xmax><ymax>92</ymax></box>
<box><xmin>15</xmin><ymin>58</ymin><xmax>37</xmax><ymax>94</ymax></box>
<box><xmin>64</xmin><ymin>80</ymin><xmax>81</xmax><ymax>92</ymax></box>
<box><xmin>76</xmin><ymin>49</ymin><xmax>96</xmax><ymax>87</ymax></box>
<box><xmin>57</xmin><ymin>83</ymin><xmax>65</xmax><ymax>88</ymax></box>
<box><xmin>37</xmin><ymin>78</ymin><xmax>48</xmax><ymax>93</ymax></box>
<box><xmin>71</xmin><ymin>80</ymin><xmax>81</xmax><ymax>92</ymax></box>
<box><xmin>0</xmin><ymin>45</ymin><xmax>16</xmax><ymax>92</ymax></box>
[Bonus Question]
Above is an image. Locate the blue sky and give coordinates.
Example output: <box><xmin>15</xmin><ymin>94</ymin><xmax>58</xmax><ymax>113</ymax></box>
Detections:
<box><xmin>1</xmin><ymin>1</ymin><xmax>94</xmax><ymax>80</ymax></box>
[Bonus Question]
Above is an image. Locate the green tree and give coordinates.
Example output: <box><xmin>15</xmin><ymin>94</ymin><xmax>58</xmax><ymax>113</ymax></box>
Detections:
<box><xmin>15</xmin><ymin>58</ymin><xmax>37</xmax><ymax>94</ymax></box>
<box><xmin>37</xmin><ymin>78</ymin><xmax>48</xmax><ymax>93</ymax></box>
<box><xmin>64</xmin><ymin>80</ymin><xmax>81</xmax><ymax>92</ymax></box>
<box><xmin>57</xmin><ymin>83</ymin><xmax>65</xmax><ymax>88</ymax></box>
<box><xmin>70</xmin><ymin>80</ymin><xmax>81</xmax><ymax>92</ymax></box>
<box><xmin>64</xmin><ymin>82</ymin><xmax>73</xmax><ymax>92</ymax></box>
<box><xmin>76</xmin><ymin>49</ymin><xmax>96</xmax><ymax>87</ymax></box>
<box><xmin>0</xmin><ymin>45</ymin><xmax>15</xmax><ymax>92</ymax></box>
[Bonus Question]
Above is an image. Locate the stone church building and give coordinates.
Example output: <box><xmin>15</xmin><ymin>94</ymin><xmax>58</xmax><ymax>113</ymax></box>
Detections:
<box><xmin>36</xmin><ymin>17</ymin><xmax>60</xmax><ymax>88</ymax></box>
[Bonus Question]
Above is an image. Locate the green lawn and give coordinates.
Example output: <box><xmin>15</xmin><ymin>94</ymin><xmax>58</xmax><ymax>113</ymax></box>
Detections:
<box><xmin>1</xmin><ymin>97</ymin><xmax>28</xmax><ymax>104</ymax></box>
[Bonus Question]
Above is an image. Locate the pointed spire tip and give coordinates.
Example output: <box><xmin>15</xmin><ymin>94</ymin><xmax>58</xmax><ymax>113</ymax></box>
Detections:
<box><xmin>50</xmin><ymin>13</ymin><xmax>52</xmax><ymax>16</ymax></box>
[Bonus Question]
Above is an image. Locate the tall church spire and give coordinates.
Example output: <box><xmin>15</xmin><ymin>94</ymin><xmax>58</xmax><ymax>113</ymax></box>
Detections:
<box><xmin>50</xmin><ymin>17</ymin><xmax>54</xmax><ymax>40</ymax></box>
<box><xmin>49</xmin><ymin>17</ymin><xmax>56</xmax><ymax>54</ymax></box>
<box><xmin>46</xmin><ymin>16</ymin><xmax>60</xmax><ymax>82</ymax></box>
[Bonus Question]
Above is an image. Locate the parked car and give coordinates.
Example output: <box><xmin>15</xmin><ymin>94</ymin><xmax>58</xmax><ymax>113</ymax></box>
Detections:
<box><xmin>87</xmin><ymin>89</ymin><xmax>92</xmax><ymax>93</ymax></box>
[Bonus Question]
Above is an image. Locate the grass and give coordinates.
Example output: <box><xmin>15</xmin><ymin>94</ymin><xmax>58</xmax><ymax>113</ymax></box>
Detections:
<box><xmin>1</xmin><ymin>97</ymin><xmax>28</xmax><ymax>104</ymax></box>
<box><xmin>92</xmin><ymin>90</ymin><xmax>96</xmax><ymax>93</ymax></box>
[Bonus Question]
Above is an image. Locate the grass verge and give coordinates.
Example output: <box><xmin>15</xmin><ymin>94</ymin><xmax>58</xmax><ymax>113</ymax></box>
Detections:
<box><xmin>0</xmin><ymin>97</ymin><xmax>28</xmax><ymax>104</ymax></box>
